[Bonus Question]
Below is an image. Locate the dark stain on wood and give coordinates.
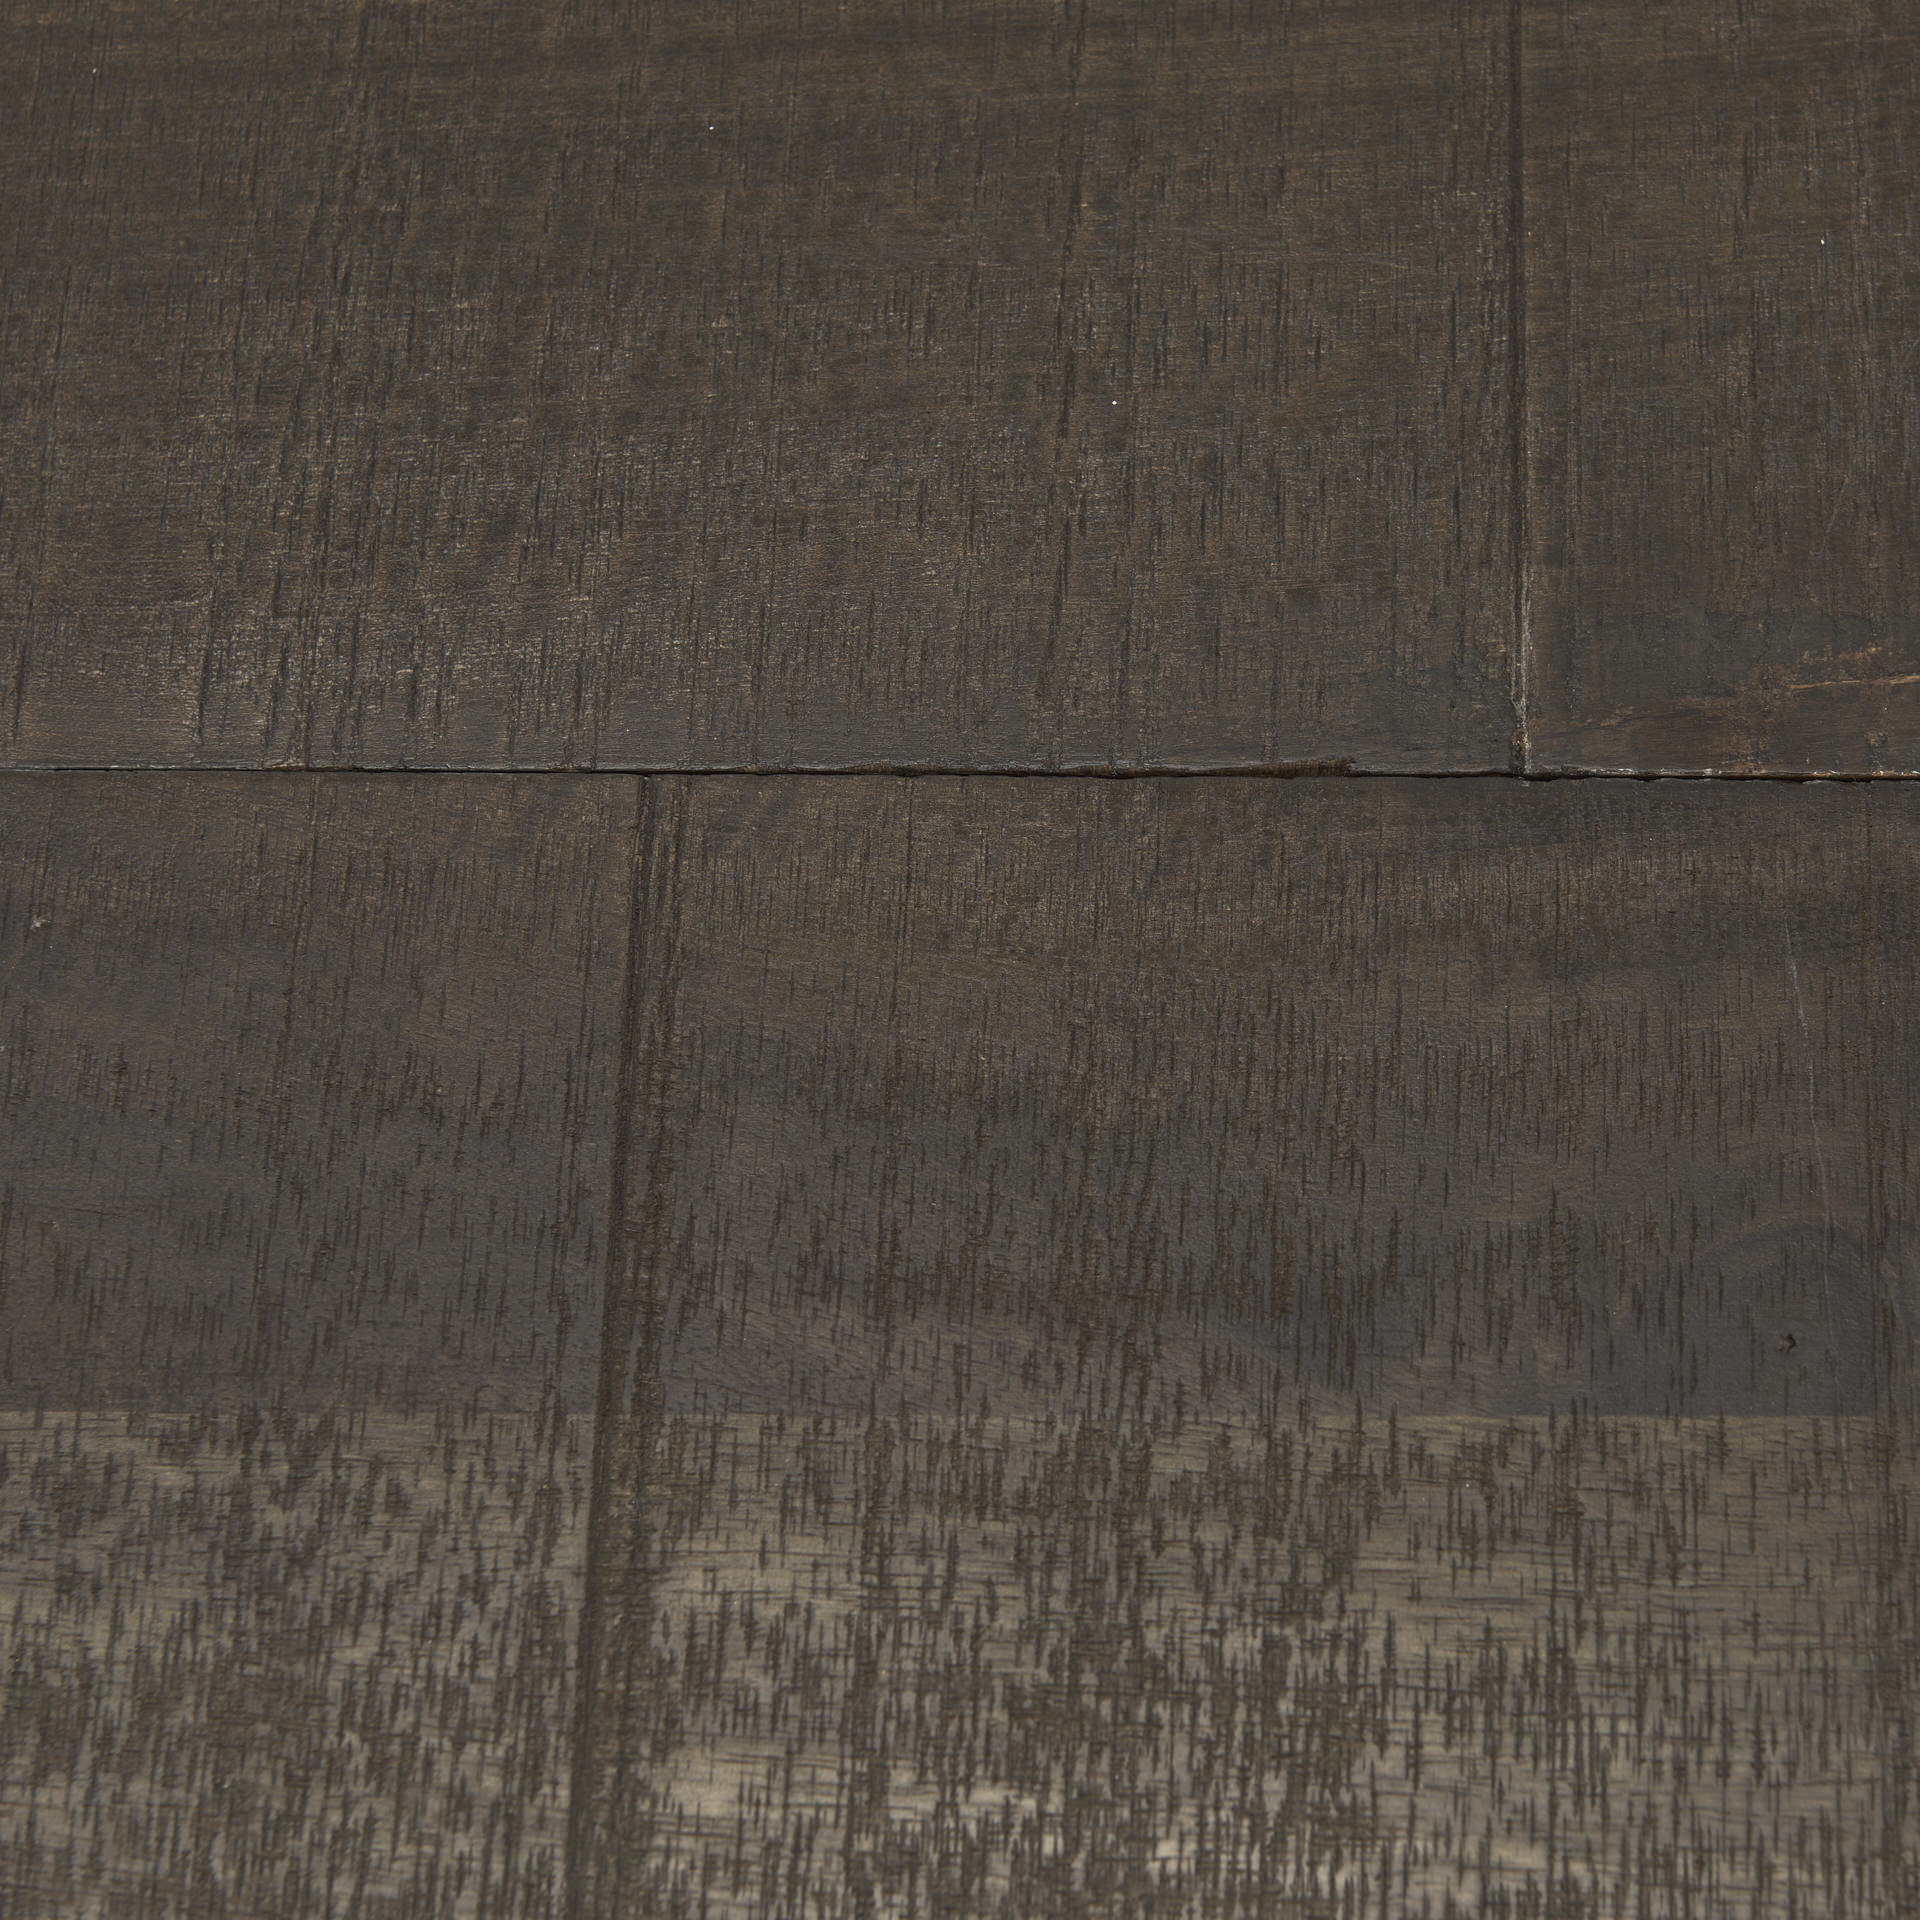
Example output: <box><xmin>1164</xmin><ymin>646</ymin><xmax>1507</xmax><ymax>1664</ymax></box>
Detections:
<box><xmin>3</xmin><ymin>2</ymin><xmax>1918</xmax><ymax>1911</ymax></box>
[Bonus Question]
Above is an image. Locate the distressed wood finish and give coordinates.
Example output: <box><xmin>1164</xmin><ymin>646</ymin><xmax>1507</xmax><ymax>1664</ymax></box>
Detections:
<box><xmin>576</xmin><ymin>775</ymin><xmax>1920</xmax><ymax>1919</ymax></box>
<box><xmin>1525</xmin><ymin>0</ymin><xmax>1920</xmax><ymax>774</ymax></box>
<box><xmin>0</xmin><ymin>774</ymin><xmax>633</xmax><ymax>1919</ymax></box>
<box><xmin>1</xmin><ymin>0</ymin><xmax>1514</xmax><ymax>772</ymax></box>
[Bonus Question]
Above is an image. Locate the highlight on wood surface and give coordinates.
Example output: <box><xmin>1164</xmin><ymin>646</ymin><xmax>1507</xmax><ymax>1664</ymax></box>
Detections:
<box><xmin>606</xmin><ymin>1403</ymin><xmax>1912</xmax><ymax>1918</ymax></box>
<box><xmin>0</xmin><ymin>1405</ymin><xmax>587</xmax><ymax>1918</ymax></box>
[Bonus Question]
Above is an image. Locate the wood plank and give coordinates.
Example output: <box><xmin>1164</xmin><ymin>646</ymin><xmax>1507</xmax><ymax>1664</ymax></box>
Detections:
<box><xmin>576</xmin><ymin>774</ymin><xmax>1919</xmax><ymax>1918</ymax></box>
<box><xmin>1525</xmin><ymin>0</ymin><xmax>1920</xmax><ymax>774</ymax></box>
<box><xmin>1</xmin><ymin>0</ymin><xmax>1515</xmax><ymax>772</ymax></box>
<box><xmin>0</xmin><ymin>773</ymin><xmax>634</xmax><ymax>1919</ymax></box>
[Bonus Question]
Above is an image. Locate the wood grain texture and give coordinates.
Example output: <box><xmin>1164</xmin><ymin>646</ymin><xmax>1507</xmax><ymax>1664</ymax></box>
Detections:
<box><xmin>576</xmin><ymin>775</ymin><xmax>1920</xmax><ymax>1918</ymax></box>
<box><xmin>0</xmin><ymin>773</ymin><xmax>633</xmax><ymax>1918</ymax></box>
<box><xmin>0</xmin><ymin>0</ymin><xmax>1515</xmax><ymax>773</ymax></box>
<box><xmin>1525</xmin><ymin>0</ymin><xmax>1920</xmax><ymax>774</ymax></box>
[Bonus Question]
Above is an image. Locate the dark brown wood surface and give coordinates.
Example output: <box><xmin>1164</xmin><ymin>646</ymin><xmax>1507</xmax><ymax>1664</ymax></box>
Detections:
<box><xmin>0</xmin><ymin>0</ymin><xmax>1516</xmax><ymax>773</ymax></box>
<box><xmin>576</xmin><ymin>774</ymin><xmax>1920</xmax><ymax>1918</ymax></box>
<box><xmin>1525</xmin><ymin>0</ymin><xmax>1920</xmax><ymax>774</ymax></box>
<box><xmin>6</xmin><ymin>2</ymin><xmax>1920</xmax><ymax>1911</ymax></box>
<box><xmin>0</xmin><ymin>773</ymin><xmax>633</xmax><ymax>1918</ymax></box>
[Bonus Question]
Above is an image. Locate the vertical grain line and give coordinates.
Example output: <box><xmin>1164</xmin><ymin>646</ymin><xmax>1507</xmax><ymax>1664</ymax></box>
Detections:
<box><xmin>1864</xmin><ymin>801</ymin><xmax>1889</xmax><ymax>1427</ymax></box>
<box><xmin>1508</xmin><ymin>0</ymin><xmax>1532</xmax><ymax>773</ymax></box>
<box><xmin>564</xmin><ymin>773</ymin><xmax>681</xmax><ymax>1920</ymax></box>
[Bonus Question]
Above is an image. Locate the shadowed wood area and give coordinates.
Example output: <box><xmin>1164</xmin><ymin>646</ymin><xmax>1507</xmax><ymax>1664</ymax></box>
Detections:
<box><xmin>575</xmin><ymin>776</ymin><xmax>1920</xmax><ymax>1918</ymax></box>
<box><xmin>0</xmin><ymin>0</ymin><xmax>1514</xmax><ymax>773</ymax></box>
<box><xmin>1525</xmin><ymin>0</ymin><xmax>1920</xmax><ymax>775</ymax></box>
<box><xmin>0</xmin><ymin>774</ymin><xmax>633</xmax><ymax>1918</ymax></box>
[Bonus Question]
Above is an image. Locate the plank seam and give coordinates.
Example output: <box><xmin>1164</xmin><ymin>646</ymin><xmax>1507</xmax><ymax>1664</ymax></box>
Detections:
<box><xmin>1509</xmin><ymin>0</ymin><xmax>1533</xmax><ymax>774</ymax></box>
<box><xmin>3</xmin><ymin>766</ymin><xmax>1916</xmax><ymax>783</ymax></box>
<box><xmin>562</xmin><ymin>773</ymin><xmax>654</xmax><ymax>1920</ymax></box>
<box><xmin>563</xmin><ymin>773</ymin><xmax>688</xmax><ymax>1920</ymax></box>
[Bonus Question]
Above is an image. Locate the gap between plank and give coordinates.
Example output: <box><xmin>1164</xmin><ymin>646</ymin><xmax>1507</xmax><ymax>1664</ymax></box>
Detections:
<box><xmin>562</xmin><ymin>773</ymin><xmax>652</xmax><ymax>1920</ymax></box>
<box><xmin>563</xmin><ymin>774</ymin><xmax>688</xmax><ymax>1920</ymax></box>
<box><xmin>1</xmin><ymin>766</ymin><xmax>1912</xmax><ymax>783</ymax></box>
<box><xmin>1509</xmin><ymin>0</ymin><xmax>1533</xmax><ymax>774</ymax></box>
